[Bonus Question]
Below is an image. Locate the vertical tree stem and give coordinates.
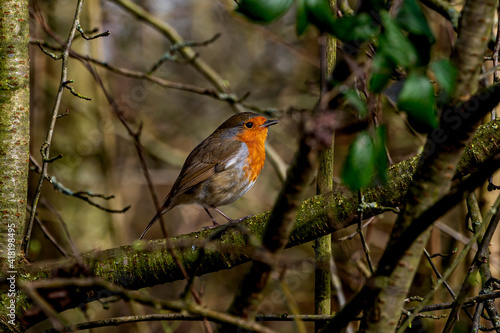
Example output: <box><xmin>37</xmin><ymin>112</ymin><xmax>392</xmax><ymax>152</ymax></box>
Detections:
<box><xmin>315</xmin><ymin>12</ymin><xmax>337</xmax><ymax>331</ymax></box>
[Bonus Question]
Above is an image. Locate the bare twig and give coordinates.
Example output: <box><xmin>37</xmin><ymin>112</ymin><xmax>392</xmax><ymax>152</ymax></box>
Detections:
<box><xmin>40</xmin><ymin>198</ymin><xmax>82</xmax><ymax>261</ymax></box>
<box><xmin>429</xmin><ymin>248</ymin><xmax>457</xmax><ymax>258</ymax></box>
<box><xmin>62</xmin><ymin>80</ymin><xmax>91</xmax><ymax>100</ymax></box>
<box><xmin>29</xmin><ymin>154</ymin><xmax>130</xmax><ymax>213</ymax></box>
<box><xmin>357</xmin><ymin>192</ymin><xmax>376</xmax><ymax>275</ymax></box>
<box><xmin>423</xmin><ymin>249</ymin><xmax>455</xmax><ymax>298</ymax></box>
<box><xmin>336</xmin><ymin>217</ymin><xmax>376</xmax><ymax>242</ymax></box>
<box><xmin>493</xmin><ymin>5</ymin><xmax>500</xmax><ymax>83</ymax></box>
<box><xmin>31</xmin><ymin>211</ymin><xmax>69</xmax><ymax>258</ymax></box>
<box><xmin>471</xmin><ymin>300</ymin><xmax>485</xmax><ymax>332</ymax></box>
<box><xmin>36</xmin><ymin>40</ymin><xmax>61</xmax><ymax>60</ymax></box>
<box><xmin>24</xmin><ymin>0</ymin><xmax>85</xmax><ymax>257</ymax></box>
<box><xmin>149</xmin><ymin>33</ymin><xmax>221</xmax><ymax>73</ymax></box>
<box><xmin>76</xmin><ymin>24</ymin><xmax>110</xmax><ymax>40</ymax></box>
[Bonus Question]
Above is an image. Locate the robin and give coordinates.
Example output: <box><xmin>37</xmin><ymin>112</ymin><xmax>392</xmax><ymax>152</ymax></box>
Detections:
<box><xmin>139</xmin><ymin>112</ymin><xmax>278</xmax><ymax>239</ymax></box>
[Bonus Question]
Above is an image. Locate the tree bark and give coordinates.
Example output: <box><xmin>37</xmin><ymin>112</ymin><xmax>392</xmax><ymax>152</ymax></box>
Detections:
<box><xmin>0</xmin><ymin>1</ymin><xmax>30</xmax><ymax>332</ymax></box>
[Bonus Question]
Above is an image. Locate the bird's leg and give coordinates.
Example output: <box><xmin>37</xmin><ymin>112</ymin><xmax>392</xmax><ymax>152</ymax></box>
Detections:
<box><xmin>203</xmin><ymin>207</ymin><xmax>220</xmax><ymax>227</ymax></box>
<box><xmin>211</xmin><ymin>206</ymin><xmax>252</xmax><ymax>223</ymax></box>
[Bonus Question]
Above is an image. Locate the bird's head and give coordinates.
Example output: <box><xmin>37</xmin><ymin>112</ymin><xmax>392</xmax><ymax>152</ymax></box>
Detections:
<box><xmin>215</xmin><ymin>112</ymin><xmax>278</xmax><ymax>143</ymax></box>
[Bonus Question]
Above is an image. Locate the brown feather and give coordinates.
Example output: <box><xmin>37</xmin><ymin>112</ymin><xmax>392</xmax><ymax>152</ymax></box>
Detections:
<box><xmin>164</xmin><ymin>136</ymin><xmax>243</xmax><ymax>205</ymax></box>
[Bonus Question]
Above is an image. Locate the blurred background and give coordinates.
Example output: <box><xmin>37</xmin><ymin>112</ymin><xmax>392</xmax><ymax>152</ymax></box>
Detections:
<box><xmin>28</xmin><ymin>0</ymin><xmax>499</xmax><ymax>332</ymax></box>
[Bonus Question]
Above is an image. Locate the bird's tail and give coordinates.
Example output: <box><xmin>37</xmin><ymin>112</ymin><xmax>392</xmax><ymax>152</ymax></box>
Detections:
<box><xmin>139</xmin><ymin>206</ymin><xmax>169</xmax><ymax>240</ymax></box>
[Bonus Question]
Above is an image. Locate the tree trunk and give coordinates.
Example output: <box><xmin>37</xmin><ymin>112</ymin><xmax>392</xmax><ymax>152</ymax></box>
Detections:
<box><xmin>0</xmin><ymin>0</ymin><xmax>30</xmax><ymax>332</ymax></box>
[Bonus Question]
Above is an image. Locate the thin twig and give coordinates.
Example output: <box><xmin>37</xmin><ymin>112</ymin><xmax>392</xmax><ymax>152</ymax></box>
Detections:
<box><xmin>31</xmin><ymin>210</ymin><xmax>69</xmax><ymax>258</ymax></box>
<box><xmin>76</xmin><ymin>24</ymin><xmax>110</xmax><ymax>40</ymax></box>
<box><xmin>357</xmin><ymin>192</ymin><xmax>376</xmax><ymax>274</ymax></box>
<box><xmin>36</xmin><ymin>40</ymin><xmax>61</xmax><ymax>60</ymax></box>
<box><xmin>29</xmin><ymin>154</ymin><xmax>130</xmax><ymax>213</ymax></box>
<box><xmin>493</xmin><ymin>5</ymin><xmax>500</xmax><ymax>83</ymax></box>
<box><xmin>40</xmin><ymin>198</ymin><xmax>82</xmax><ymax>261</ymax></box>
<box><xmin>149</xmin><ymin>33</ymin><xmax>221</xmax><ymax>73</ymax></box>
<box><xmin>429</xmin><ymin>248</ymin><xmax>457</xmax><ymax>258</ymax></box>
<box><xmin>62</xmin><ymin>80</ymin><xmax>91</xmax><ymax>100</ymax></box>
<box><xmin>336</xmin><ymin>217</ymin><xmax>376</xmax><ymax>242</ymax></box>
<box><xmin>471</xmin><ymin>299</ymin><xmax>485</xmax><ymax>332</ymax></box>
<box><xmin>24</xmin><ymin>0</ymin><xmax>85</xmax><ymax>257</ymax></box>
<box><xmin>423</xmin><ymin>249</ymin><xmax>455</xmax><ymax>298</ymax></box>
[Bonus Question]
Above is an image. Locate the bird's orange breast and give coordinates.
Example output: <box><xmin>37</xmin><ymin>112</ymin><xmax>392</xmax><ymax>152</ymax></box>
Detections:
<box><xmin>235</xmin><ymin>121</ymin><xmax>268</xmax><ymax>182</ymax></box>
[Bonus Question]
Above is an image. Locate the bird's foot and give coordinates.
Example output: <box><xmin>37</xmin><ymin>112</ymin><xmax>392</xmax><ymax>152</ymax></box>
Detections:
<box><xmin>201</xmin><ymin>221</ymin><xmax>220</xmax><ymax>230</ymax></box>
<box><xmin>230</xmin><ymin>215</ymin><xmax>252</xmax><ymax>223</ymax></box>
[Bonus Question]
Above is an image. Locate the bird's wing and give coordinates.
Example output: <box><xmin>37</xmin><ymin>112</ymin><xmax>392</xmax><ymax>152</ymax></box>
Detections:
<box><xmin>174</xmin><ymin>161</ymin><xmax>217</xmax><ymax>195</ymax></box>
<box><xmin>170</xmin><ymin>138</ymin><xmax>243</xmax><ymax>196</ymax></box>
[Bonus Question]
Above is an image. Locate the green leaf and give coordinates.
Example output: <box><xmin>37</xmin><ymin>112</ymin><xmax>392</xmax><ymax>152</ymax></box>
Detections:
<box><xmin>369</xmin><ymin>53</ymin><xmax>396</xmax><ymax>93</ymax></box>
<box><xmin>342</xmin><ymin>131</ymin><xmax>375</xmax><ymax>191</ymax></box>
<box><xmin>379</xmin><ymin>11</ymin><xmax>418</xmax><ymax>68</ymax></box>
<box><xmin>304</xmin><ymin>0</ymin><xmax>336</xmax><ymax>33</ymax></box>
<box><xmin>330</xmin><ymin>13</ymin><xmax>378</xmax><ymax>42</ymax></box>
<box><xmin>431</xmin><ymin>59</ymin><xmax>457</xmax><ymax>95</ymax></box>
<box><xmin>344</xmin><ymin>89</ymin><xmax>367</xmax><ymax>117</ymax></box>
<box><xmin>373</xmin><ymin>126</ymin><xmax>388</xmax><ymax>184</ymax></box>
<box><xmin>236</xmin><ymin>0</ymin><xmax>294</xmax><ymax>23</ymax></box>
<box><xmin>396</xmin><ymin>0</ymin><xmax>435</xmax><ymax>43</ymax></box>
<box><xmin>397</xmin><ymin>73</ymin><xmax>438</xmax><ymax>132</ymax></box>
<box><xmin>296</xmin><ymin>0</ymin><xmax>309</xmax><ymax>35</ymax></box>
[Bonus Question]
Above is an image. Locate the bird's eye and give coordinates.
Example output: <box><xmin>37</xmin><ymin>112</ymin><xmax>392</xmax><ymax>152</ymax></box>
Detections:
<box><xmin>244</xmin><ymin>122</ymin><xmax>254</xmax><ymax>129</ymax></box>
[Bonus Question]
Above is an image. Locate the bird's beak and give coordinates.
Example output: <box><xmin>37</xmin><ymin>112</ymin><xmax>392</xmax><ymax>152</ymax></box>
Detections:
<box><xmin>260</xmin><ymin>119</ymin><xmax>279</xmax><ymax>128</ymax></box>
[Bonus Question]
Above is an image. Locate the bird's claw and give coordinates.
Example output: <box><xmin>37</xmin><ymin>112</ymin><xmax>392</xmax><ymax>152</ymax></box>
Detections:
<box><xmin>231</xmin><ymin>215</ymin><xmax>252</xmax><ymax>223</ymax></box>
<box><xmin>201</xmin><ymin>221</ymin><xmax>220</xmax><ymax>230</ymax></box>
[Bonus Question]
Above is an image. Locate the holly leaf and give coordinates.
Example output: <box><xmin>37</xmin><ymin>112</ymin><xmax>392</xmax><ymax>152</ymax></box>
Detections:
<box><xmin>330</xmin><ymin>13</ymin><xmax>378</xmax><ymax>42</ymax></box>
<box><xmin>344</xmin><ymin>89</ymin><xmax>367</xmax><ymax>117</ymax></box>
<box><xmin>369</xmin><ymin>53</ymin><xmax>396</xmax><ymax>93</ymax></box>
<box><xmin>373</xmin><ymin>126</ymin><xmax>388</xmax><ymax>184</ymax></box>
<box><xmin>379</xmin><ymin>11</ymin><xmax>418</xmax><ymax>68</ymax></box>
<box><xmin>236</xmin><ymin>0</ymin><xmax>294</xmax><ymax>23</ymax></box>
<box><xmin>342</xmin><ymin>131</ymin><xmax>375</xmax><ymax>191</ymax></box>
<box><xmin>397</xmin><ymin>73</ymin><xmax>438</xmax><ymax>132</ymax></box>
<box><xmin>304</xmin><ymin>0</ymin><xmax>336</xmax><ymax>33</ymax></box>
<box><xmin>296</xmin><ymin>0</ymin><xmax>309</xmax><ymax>35</ymax></box>
<box><xmin>396</xmin><ymin>0</ymin><xmax>435</xmax><ymax>43</ymax></box>
<box><xmin>431</xmin><ymin>59</ymin><xmax>457</xmax><ymax>95</ymax></box>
